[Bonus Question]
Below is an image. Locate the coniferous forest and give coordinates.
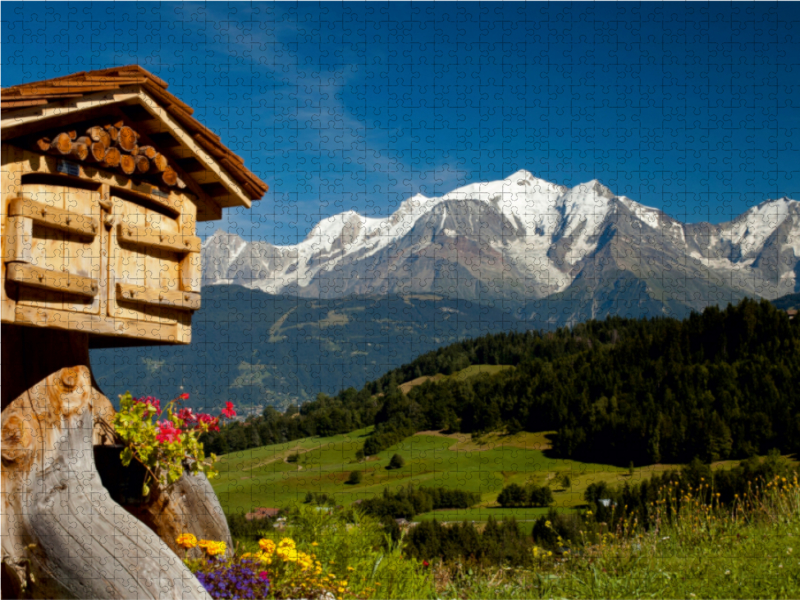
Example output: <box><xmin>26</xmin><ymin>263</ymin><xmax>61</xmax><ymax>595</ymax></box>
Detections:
<box><xmin>204</xmin><ymin>298</ymin><xmax>799</xmax><ymax>466</ymax></box>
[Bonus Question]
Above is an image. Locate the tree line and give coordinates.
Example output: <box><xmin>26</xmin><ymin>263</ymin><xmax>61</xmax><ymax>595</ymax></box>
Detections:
<box><xmin>203</xmin><ymin>298</ymin><xmax>800</xmax><ymax>467</ymax></box>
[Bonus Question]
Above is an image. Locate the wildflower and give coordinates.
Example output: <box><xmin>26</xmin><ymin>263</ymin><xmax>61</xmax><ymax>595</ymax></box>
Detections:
<box><xmin>179</xmin><ymin>393</ymin><xmax>190</xmax><ymax>400</ymax></box>
<box><xmin>347</xmin><ymin>566</ymin><xmax>355</xmax><ymax>571</ymax></box>
<box><xmin>423</xmin><ymin>560</ymin><xmax>430</xmax><ymax>567</ymax></box>
<box><xmin>259</xmin><ymin>539</ymin><xmax>277</xmax><ymax>554</ymax></box>
<box><xmin>259</xmin><ymin>571</ymin><xmax>269</xmax><ymax>581</ymax></box>
<box><xmin>197</xmin><ymin>539</ymin><xmax>227</xmax><ymax>556</ymax></box>
<box><xmin>176</xmin><ymin>533</ymin><xmax>197</xmax><ymax>549</ymax></box>
<box><xmin>221</xmin><ymin>401</ymin><xmax>237</xmax><ymax>418</ymax></box>
<box><xmin>311</xmin><ymin>541</ymin><xmax>319</xmax><ymax>546</ymax></box>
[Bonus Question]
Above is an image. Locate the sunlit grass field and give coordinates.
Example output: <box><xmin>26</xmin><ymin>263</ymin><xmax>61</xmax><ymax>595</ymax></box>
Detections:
<box><xmin>212</xmin><ymin>426</ymin><xmax>737</xmax><ymax>525</ymax></box>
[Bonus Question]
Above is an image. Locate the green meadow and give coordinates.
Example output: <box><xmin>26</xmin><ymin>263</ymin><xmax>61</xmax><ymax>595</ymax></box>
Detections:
<box><xmin>212</xmin><ymin>427</ymin><xmax>698</xmax><ymax>525</ymax></box>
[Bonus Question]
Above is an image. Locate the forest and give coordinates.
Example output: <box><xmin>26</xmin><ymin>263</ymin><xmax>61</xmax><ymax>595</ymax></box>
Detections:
<box><xmin>203</xmin><ymin>298</ymin><xmax>799</xmax><ymax>466</ymax></box>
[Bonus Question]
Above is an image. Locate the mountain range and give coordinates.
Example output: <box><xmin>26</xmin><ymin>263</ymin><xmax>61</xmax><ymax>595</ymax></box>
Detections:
<box><xmin>92</xmin><ymin>174</ymin><xmax>800</xmax><ymax>411</ymax></box>
<box><xmin>203</xmin><ymin>171</ymin><xmax>800</xmax><ymax>323</ymax></box>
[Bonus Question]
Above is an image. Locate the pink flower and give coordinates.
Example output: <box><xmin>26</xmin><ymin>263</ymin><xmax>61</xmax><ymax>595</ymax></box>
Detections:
<box><xmin>195</xmin><ymin>413</ymin><xmax>220</xmax><ymax>432</ymax></box>
<box><xmin>259</xmin><ymin>571</ymin><xmax>269</xmax><ymax>581</ymax></box>
<box><xmin>221</xmin><ymin>401</ymin><xmax>236</xmax><ymax>419</ymax></box>
<box><xmin>134</xmin><ymin>396</ymin><xmax>161</xmax><ymax>413</ymax></box>
<box><xmin>155</xmin><ymin>420</ymin><xmax>182</xmax><ymax>444</ymax></box>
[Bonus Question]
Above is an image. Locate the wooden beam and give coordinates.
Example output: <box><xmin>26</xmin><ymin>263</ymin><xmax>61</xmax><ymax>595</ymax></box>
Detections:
<box><xmin>9</xmin><ymin>197</ymin><xmax>99</xmax><ymax>237</ymax></box>
<box><xmin>117</xmin><ymin>222</ymin><xmax>201</xmax><ymax>253</ymax></box>
<box><xmin>116</xmin><ymin>283</ymin><xmax>201</xmax><ymax>311</ymax></box>
<box><xmin>7</xmin><ymin>263</ymin><xmax>99</xmax><ymax>297</ymax></box>
<box><xmin>13</xmin><ymin>304</ymin><xmax>184</xmax><ymax>342</ymax></box>
<box><xmin>4</xmin><ymin>216</ymin><xmax>33</xmax><ymax>263</ymax></box>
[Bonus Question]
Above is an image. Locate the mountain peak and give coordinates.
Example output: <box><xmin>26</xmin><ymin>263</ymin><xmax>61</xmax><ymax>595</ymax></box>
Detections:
<box><xmin>202</xmin><ymin>173</ymin><xmax>800</xmax><ymax>301</ymax></box>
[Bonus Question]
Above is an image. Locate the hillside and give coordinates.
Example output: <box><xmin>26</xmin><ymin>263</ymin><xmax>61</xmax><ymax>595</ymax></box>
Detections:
<box><xmin>91</xmin><ymin>286</ymin><xmax>527</xmax><ymax>413</ymax></box>
<box><xmin>773</xmin><ymin>291</ymin><xmax>800</xmax><ymax>311</ymax></box>
<box><xmin>203</xmin><ymin>298</ymin><xmax>800</xmax><ymax>466</ymax></box>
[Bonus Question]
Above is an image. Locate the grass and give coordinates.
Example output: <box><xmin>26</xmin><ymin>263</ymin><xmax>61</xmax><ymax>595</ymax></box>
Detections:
<box><xmin>213</xmin><ymin>423</ymin><xmax>800</xmax><ymax>598</ymax></box>
<box><xmin>435</xmin><ymin>475</ymin><xmax>800</xmax><ymax>599</ymax></box>
<box><xmin>212</xmin><ymin>426</ymin><xmax>740</xmax><ymax>528</ymax></box>
<box><xmin>234</xmin><ymin>505</ymin><xmax>432</xmax><ymax>599</ymax></box>
<box><xmin>398</xmin><ymin>364</ymin><xmax>513</xmax><ymax>394</ymax></box>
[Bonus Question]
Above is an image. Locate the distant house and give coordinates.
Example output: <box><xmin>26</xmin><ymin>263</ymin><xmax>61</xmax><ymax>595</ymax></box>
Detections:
<box><xmin>245</xmin><ymin>507</ymin><xmax>280</xmax><ymax>521</ymax></box>
<box><xmin>788</xmin><ymin>309</ymin><xmax>797</xmax><ymax>320</ymax></box>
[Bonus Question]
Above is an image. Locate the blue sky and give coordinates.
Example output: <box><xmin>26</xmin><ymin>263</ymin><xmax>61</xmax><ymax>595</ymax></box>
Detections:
<box><xmin>3</xmin><ymin>2</ymin><xmax>799</xmax><ymax>243</ymax></box>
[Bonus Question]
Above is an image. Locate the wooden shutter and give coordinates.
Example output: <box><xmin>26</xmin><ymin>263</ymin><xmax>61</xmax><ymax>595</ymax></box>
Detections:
<box><xmin>9</xmin><ymin>182</ymin><xmax>102</xmax><ymax>314</ymax></box>
<box><xmin>108</xmin><ymin>193</ymin><xmax>200</xmax><ymax>325</ymax></box>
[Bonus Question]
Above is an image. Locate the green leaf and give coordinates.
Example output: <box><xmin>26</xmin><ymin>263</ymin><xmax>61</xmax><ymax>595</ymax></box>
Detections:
<box><xmin>120</xmin><ymin>446</ymin><xmax>134</xmax><ymax>466</ymax></box>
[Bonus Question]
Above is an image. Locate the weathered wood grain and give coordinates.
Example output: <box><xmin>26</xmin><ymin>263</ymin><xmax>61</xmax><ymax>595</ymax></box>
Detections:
<box><xmin>0</xmin><ymin>326</ymin><xmax>212</xmax><ymax>599</ymax></box>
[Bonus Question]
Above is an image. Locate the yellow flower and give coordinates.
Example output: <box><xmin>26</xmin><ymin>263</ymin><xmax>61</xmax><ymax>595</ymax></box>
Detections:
<box><xmin>176</xmin><ymin>533</ymin><xmax>198</xmax><ymax>549</ymax></box>
<box><xmin>278</xmin><ymin>538</ymin><xmax>296</xmax><ymax>549</ymax></box>
<box><xmin>197</xmin><ymin>539</ymin><xmax>227</xmax><ymax>556</ymax></box>
<box><xmin>259</xmin><ymin>539</ymin><xmax>277</xmax><ymax>554</ymax></box>
<box><xmin>277</xmin><ymin>547</ymin><xmax>299</xmax><ymax>562</ymax></box>
<box><xmin>311</xmin><ymin>541</ymin><xmax>319</xmax><ymax>546</ymax></box>
<box><xmin>347</xmin><ymin>566</ymin><xmax>355</xmax><ymax>571</ymax></box>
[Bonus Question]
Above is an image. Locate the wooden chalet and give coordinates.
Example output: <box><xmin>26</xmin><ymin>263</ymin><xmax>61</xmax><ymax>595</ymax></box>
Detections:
<box><xmin>1</xmin><ymin>65</ymin><xmax>268</xmax><ymax>346</ymax></box>
<box><xmin>1</xmin><ymin>67</ymin><xmax>268</xmax><ymax>599</ymax></box>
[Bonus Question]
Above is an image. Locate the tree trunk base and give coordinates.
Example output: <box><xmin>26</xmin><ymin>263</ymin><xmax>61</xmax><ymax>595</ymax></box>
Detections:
<box><xmin>1</xmin><ymin>325</ymin><xmax>219</xmax><ymax>599</ymax></box>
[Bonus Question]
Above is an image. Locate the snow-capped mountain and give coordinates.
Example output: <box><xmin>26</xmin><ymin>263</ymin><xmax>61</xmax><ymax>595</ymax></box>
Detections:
<box><xmin>203</xmin><ymin>171</ymin><xmax>800</xmax><ymax>321</ymax></box>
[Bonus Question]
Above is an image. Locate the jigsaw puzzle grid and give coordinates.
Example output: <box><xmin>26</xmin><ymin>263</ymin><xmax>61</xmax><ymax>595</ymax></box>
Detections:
<box><xmin>2</xmin><ymin>2</ymin><xmax>800</xmax><ymax>595</ymax></box>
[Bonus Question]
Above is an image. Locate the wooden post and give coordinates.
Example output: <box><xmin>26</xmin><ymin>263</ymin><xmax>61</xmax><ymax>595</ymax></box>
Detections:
<box><xmin>0</xmin><ymin>326</ymin><xmax>226</xmax><ymax>599</ymax></box>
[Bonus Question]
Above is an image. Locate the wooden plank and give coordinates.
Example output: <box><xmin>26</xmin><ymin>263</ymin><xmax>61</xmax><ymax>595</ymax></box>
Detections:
<box><xmin>1</xmin><ymin>148</ymin><xmax>24</xmax><ymax>321</ymax></box>
<box><xmin>9</xmin><ymin>197</ymin><xmax>99</xmax><ymax>237</ymax></box>
<box><xmin>7</xmin><ymin>262</ymin><xmax>99</xmax><ymax>297</ymax></box>
<box><xmin>116</xmin><ymin>282</ymin><xmax>200</xmax><ymax>311</ymax></box>
<box><xmin>13</xmin><ymin>304</ymin><xmax>184</xmax><ymax>342</ymax></box>
<box><xmin>117</xmin><ymin>222</ymin><xmax>200</xmax><ymax>253</ymax></box>
<box><xmin>61</xmin><ymin>185</ymin><xmax>101</xmax><ymax>314</ymax></box>
<box><xmin>180</xmin><ymin>251</ymin><xmax>202</xmax><ymax>292</ymax></box>
<box><xmin>4</xmin><ymin>216</ymin><xmax>33</xmax><ymax>263</ymax></box>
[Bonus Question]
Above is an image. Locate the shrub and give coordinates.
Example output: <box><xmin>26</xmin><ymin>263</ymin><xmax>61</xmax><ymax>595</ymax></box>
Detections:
<box><xmin>388</xmin><ymin>453</ymin><xmax>405</xmax><ymax>470</ymax></box>
<box><xmin>497</xmin><ymin>483</ymin><xmax>527</xmax><ymax>507</ymax></box>
<box><xmin>346</xmin><ymin>470</ymin><xmax>362</xmax><ymax>485</ymax></box>
<box><xmin>528</xmin><ymin>484</ymin><xmax>553</xmax><ymax>507</ymax></box>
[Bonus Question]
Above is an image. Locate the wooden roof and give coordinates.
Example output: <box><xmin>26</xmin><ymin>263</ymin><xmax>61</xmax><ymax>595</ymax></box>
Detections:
<box><xmin>1</xmin><ymin>65</ymin><xmax>268</xmax><ymax>201</ymax></box>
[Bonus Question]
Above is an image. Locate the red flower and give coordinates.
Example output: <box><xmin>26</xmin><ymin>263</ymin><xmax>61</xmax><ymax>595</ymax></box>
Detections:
<box><xmin>155</xmin><ymin>420</ymin><xmax>182</xmax><ymax>444</ymax></box>
<box><xmin>259</xmin><ymin>571</ymin><xmax>269</xmax><ymax>581</ymax></box>
<box><xmin>221</xmin><ymin>401</ymin><xmax>236</xmax><ymax>419</ymax></box>
<box><xmin>134</xmin><ymin>396</ymin><xmax>161</xmax><ymax>413</ymax></box>
<box><xmin>423</xmin><ymin>560</ymin><xmax>430</xmax><ymax>568</ymax></box>
<box><xmin>176</xmin><ymin>407</ymin><xmax>196</xmax><ymax>425</ymax></box>
<box><xmin>179</xmin><ymin>393</ymin><xmax>190</xmax><ymax>400</ymax></box>
<box><xmin>196</xmin><ymin>413</ymin><xmax>220</xmax><ymax>432</ymax></box>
